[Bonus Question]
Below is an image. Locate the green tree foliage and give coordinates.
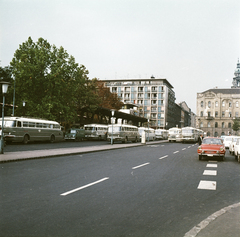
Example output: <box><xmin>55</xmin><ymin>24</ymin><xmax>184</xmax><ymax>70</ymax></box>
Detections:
<box><xmin>232</xmin><ymin>118</ymin><xmax>240</xmax><ymax>133</ymax></box>
<box><xmin>10</xmin><ymin>37</ymin><xmax>97</xmax><ymax>124</ymax></box>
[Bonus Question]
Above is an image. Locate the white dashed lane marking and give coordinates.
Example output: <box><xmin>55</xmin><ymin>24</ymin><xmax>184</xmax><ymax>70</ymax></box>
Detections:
<box><xmin>132</xmin><ymin>163</ymin><xmax>150</xmax><ymax>170</ymax></box>
<box><xmin>159</xmin><ymin>155</ymin><xmax>168</xmax><ymax>160</ymax></box>
<box><xmin>203</xmin><ymin>170</ymin><xmax>217</xmax><ymax>176</ymax></box>
<box><xmin>60</xmin><ymin>177</ymin><xmax>109</xmax><ymax>196</ymax></box>
<box><xmin>207</xmin><ymin>164</ymin><xmax>218</xmax><ymax>168</ymax></box>
<box><xmin>198</xmin><ymin>180</ymin><xmax>217</xmax><ymax>190</ymax></box>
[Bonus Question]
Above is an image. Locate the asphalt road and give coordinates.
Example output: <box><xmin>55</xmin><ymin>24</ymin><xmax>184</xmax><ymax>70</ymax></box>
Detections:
<box><xmin>1</xmin><ymin>142</ymin><xmax>239</xmax><ymax>236</ymax></box>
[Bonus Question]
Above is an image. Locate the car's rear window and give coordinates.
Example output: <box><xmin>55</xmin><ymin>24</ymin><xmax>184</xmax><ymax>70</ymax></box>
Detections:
<box><xmin>203</xmin><ymin>138</ymin><xmax>222</xmax><ymax>145</ymax></box>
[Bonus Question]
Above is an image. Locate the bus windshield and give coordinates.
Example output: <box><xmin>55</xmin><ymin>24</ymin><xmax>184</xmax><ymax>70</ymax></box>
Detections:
<box><xmin>3</xmin><ymin>120</ymin><xmax>16</xmax><ymax>128</ymax></box>
<box><xmin>182</xmin><ymin>129</ymin><xmax>194</xmax><ymax>134</ymax></box>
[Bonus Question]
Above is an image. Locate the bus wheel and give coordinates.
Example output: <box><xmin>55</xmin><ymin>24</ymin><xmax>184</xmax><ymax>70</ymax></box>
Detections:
<box><xmin>50</xmin><ymin>135</ymin><xmax>55</xmax><ymax>143</ymax></box>
<box><xmin>23</xmin><ymin>135</ymin><xmax>29</xmax><ymax>144</ymax></box>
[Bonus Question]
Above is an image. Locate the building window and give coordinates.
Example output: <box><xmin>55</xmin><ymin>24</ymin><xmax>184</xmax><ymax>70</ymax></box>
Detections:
<box><xmin>222</xmin><ymin>122</ymin><xmax>225</xmax><ymax>128</ymax></box>
<box><xmin>236</xmin><ymin>101</ymin><xmax>239</xmax><ymax>108</ymax></box>
<box><xmin>201</xmin><ymin>101</ymin><xmax>203</xmax><ymax>107</ymax></box>
<box><xmin>200</xmin><ymin>122</ymin><xmax>203</xmax><ymax>128</ymax></box>
<box><xmin>215</xmin><ymin>111</ymin><xmax>218</xmax><ymax>117</ymax></box>
<box><xmin>208</xmin><ymin>101</ymin><xmax>211</xmax><ymax>108</ymax></box>
<box><xmin>228</xmin><ymin>123</ymin><xmax>231</xmax><ymax>128</ymax></box>
<box><xmin>229</xmin><ymin>112</ymin><xmax>232</xmax><ymax>117</ymax></box>
<box><xmin>208</xmin><ymin>112</ymin><xmax>211</xmax><ymax>117</ymax></box>
<box><xmin>222</xmin><ymin>112</ymin><xmax>225</xmax><ymax>117</ymax></box>
<box><xmin>208</xmin><ymin>122</ymin><xmax>211</xmax><ymax>127</ymax></box>
<box><xmin>200</xmin><ymin>111</ymin><xmax>203</xmax><ymax>117</ymax></box>
<box><xmin>229</xmin><ymin>101</ymin><xmax>232</xmax><ymax>107</ymax></box>
<box><xmin>215</xmin><ymin>122</ymin><xmax>218</xmax><ymax>128</ymax></box>
<box><xmin>236</xmin><ymin>112</ymin><xmax>239</xmax><ymax>117</ymax></box>
<box><xmin>222</xmin><ymin>101</ymin><xmax>225</xmax><ymax>106</ymax></box>
<box><xmin>214</xmin><ymin>132</ymin><xmax>218</xmax><ymax>137</ymax></box>
<box><xmin>215</xmin><ymin>101</ymin><xmax>218</xmax><ymax>107</ymax></box>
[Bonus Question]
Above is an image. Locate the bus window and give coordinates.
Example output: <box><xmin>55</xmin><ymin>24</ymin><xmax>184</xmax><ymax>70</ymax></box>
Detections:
<box><xmin>23</xmin><ymin>122</ymin><xmax>28</xmax><ymax>127</ymax></box>
<box><xmin>36</xmin><ymin>123</ymin><xmax>42</xmax><ymax>128</ymax></box>
<box><xmin>29</xmin><ymin>122</ymin><xmax>35</xmax><ymax>127</ymax></box>
<box><xmin>17</xmin><ymin>121</ymin><xmax>21</xmax><ymax>127</ymax></box>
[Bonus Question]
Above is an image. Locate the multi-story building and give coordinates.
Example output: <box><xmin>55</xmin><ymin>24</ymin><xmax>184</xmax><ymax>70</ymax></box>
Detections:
<box><xmin>101</xmin><ymin>77</ymin><xmax>176</xmax><ymax>128</ymax></box>
<box><xmin>196</xmin><ymin>60</ymin><xmax>240</xmax><ymax>136</ymax></box>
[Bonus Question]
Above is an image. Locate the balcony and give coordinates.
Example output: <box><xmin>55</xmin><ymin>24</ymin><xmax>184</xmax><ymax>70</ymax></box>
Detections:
<box><xmin>205</xmin><ymin>116</ymin><xmax>214</xmax><ymax>120</ymax></box>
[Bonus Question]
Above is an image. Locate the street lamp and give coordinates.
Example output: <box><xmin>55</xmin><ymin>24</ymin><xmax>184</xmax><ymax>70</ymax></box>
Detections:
<box><xmin>12</xmin><ymin>76</ymin><xmax>16</xmax><ymax>116</ymax></box>
<box><xmin>111</xmin><ymin>109</ymin><xmax>115</xmax><ymax>145</ymax></box>
<box><xmin>23</xmin><ymin>101</ymin><xmax>26</xmax><ymax>116</ymax></box>
<box><xmin>0</xmin><ymin>81</ymin><xmax>11</xmax><ymax>154</ymax></box>
<box><xmin>147</xmin><ymin>119</ymin><xmax>150</xmax><ymax>142</ymax></box>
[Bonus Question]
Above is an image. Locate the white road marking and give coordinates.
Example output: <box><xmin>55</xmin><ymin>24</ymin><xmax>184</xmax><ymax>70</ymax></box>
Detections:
<box><xmin>159</xmin><ymin>155</ymin><xmax>168</xmax><ymax>160</ymax></box>
<box><xmin>173</xmin><ymin>151</ymin><xmax>179</xmax><ymax>154</ymax></box>
<box><xmin>132</xmin><ymin>163</ymin><xmax>150</xmax><ymax>169</ymax></box>
<box><xmin>206</xmin><ymin>164</ymin><xmax>218</xmax><ymax>168</ymax></box>
<box><xmin>203</xmin><ymin>170</ymin><xmax>217</xmax><ymax>176</ymax></box>
<box><xmin>60</xmin><ymin>177</ymin><xmax>109</xmax><ymax>196</ymax></box>
<box><xmin>188</xmin><ymin>146</ymin><xmax>191</xmax><ymax>148</ymax></box>
<box><xmin>182</xmin><ymin>148</ymin><xmax>186</xmax><ymax>150</ymax></box>
<box><xmin>198</xmin><ymin>180</ymin><xmax>216</xmax><ymax>190</ymax></box>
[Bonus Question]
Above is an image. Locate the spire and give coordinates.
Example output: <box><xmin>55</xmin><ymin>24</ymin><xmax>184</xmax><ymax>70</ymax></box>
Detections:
<box><xmin>231</xmin><ymin>59</ymin><xmax>240</xmax><ymax>88</ymax></box>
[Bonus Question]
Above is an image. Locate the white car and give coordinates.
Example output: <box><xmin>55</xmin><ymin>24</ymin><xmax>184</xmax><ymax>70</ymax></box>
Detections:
<box><xmin>233</xmin><ymin>138</ymin><xmax>240</xmax><ymax>163</ymax></box>
<box><xmin>229</xmin><ymin>136</ymin><xmax>240</xmax><ymax>155</ymax></box>
<box><xmin>223</xmin><ymin>136</ymin><xmax>234</xmax><ymax>149</ymax></box>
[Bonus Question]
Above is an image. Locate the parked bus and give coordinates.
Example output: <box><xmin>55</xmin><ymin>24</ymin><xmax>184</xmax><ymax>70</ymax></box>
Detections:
<box><xmin>84</xmin><ymin>124</ymin><xmax>108</xmax><ymax>140</ymax></box>
<box><xmin>0</xmin><ymin>117</ymin><xmax>63</xmax><ymax>144</ymax></box>
<box><xmin>155</xmin><ymin>129</ymin><xmax>168</xmax><ymax>140</ymax></box>
<box><xmin>138</xmin><ymin>127</ymin><xmax>156</xmax><ymax>141</ymax></box>
<box><xmin>168</xmin><ymin>127</ymin><xmax>182</xmax><ymax>142</ymax></box>
<box><xmin>181</xmin><ymin>127</ymin><xmax>199</xmax><ymax>143</ymax></box>
<box><xmin>107</xmin><ymin>124</ymin><xmax>140</xmax><ymax>143</ymax></box>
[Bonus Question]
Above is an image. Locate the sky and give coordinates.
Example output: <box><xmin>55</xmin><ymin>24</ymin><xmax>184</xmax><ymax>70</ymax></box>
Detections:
<box><xmin>1</xmin><ymin>0</ymin><xmax>240</xmax><ymax>113</ymax></box>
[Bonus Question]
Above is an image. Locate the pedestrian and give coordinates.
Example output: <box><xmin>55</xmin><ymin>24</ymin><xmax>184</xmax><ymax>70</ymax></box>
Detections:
<box><xmin>198</xmin><ymin>134</ymin><xmax>203</xmax><ymax>145</ymax></box>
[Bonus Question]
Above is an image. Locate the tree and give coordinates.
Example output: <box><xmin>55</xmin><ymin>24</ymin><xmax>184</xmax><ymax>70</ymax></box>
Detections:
<box><xmin>95</xmin><ymin>80</ymin><xmax>123</xmax><ymax>110</ymax></box>
<box><xmin>232</xmin><ymin>118</ymin><xmax>240</xmax><ymax>134</ymax></box>
<box><xmin>10</xmin><ymin>37</ymin><xmax>96</xmax><ymax>125</ymax></box>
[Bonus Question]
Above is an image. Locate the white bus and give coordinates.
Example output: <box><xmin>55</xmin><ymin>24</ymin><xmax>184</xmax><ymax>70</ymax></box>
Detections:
<box><xmin>181</xmin><ymin>127</ymin><xmax>199</xmax><ymax>143</ymax></box>
<box><xmin>138</xmin><ymin>127</ymin><xmax>156</xmax><ymax>141</ymax></box>
<box><xmin>155</xmin><ymin>129</ymin><xmax>168</xmax><ymax>140</ymax></box>
<box><xmin>84</xmin><ymin>124</ymin><xmax>108</xmax><ymax>140</ymax></box>
<box><xmin>168</xmin><ymin>127</ymin><xmax>182</xmax><ymax>142</ymax></box>
<box><xmin>107</xmin><ymin>124</ymin><xmax>140</xmax><ymax>143</ymax></box>
<box><xmin>0</xmin><ymin>117</ymin><xmax>63</xmax><ymax>144</ymax></box>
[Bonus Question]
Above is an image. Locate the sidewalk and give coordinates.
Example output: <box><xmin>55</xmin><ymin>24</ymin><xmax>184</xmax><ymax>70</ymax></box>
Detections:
<box><xmin>0</xmin><ymin>140</ymin><xmax>163</xmax><ymax>163</ymax></box>
<box><xmin>184</xmin><ymin>202</ymin><xmax>240</xmax><ymax>237</ymax></box>
<box><xmin>1</xmin><ymin>140</ymin><xmax>239</xmax><ymax>237</ymax></box>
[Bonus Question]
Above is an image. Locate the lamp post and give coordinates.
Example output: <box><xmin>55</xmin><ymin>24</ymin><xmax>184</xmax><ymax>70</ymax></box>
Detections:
<box><xmin>111</xmin><ymin>109</ymin><xmax>115</xmax><ymax>145</ymax></box>
<box><xmin>12</xmin><ymin>76</ymin><xmax>16</xmax><ymax>116</ymax></box>
<box><xmin>147</xmin><ymin>119</ymin><xmax>150</xmax><ymax>142</ymax></box>
<box><xmin>23</xmin><ymin>101</ymin><xmax>26</xmax><ymax>116</ymax></box>
<box><xmin>0</xmin><ymin>81</ymin><xmax>11</xmax><ymax>154</ymax></box>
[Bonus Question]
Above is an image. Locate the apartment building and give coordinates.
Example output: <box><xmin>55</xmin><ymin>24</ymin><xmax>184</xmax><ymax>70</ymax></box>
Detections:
<box><xmin>101</xmin><ymin>77</ymin><xmax>176</xmax><ymax>128</ymax></box>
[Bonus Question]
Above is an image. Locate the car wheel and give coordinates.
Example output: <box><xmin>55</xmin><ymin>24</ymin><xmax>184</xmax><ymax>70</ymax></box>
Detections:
<box><xmin>198</xmin><ymin>155</ymin><xmax>202</xmax><ymax>160</ymax></box>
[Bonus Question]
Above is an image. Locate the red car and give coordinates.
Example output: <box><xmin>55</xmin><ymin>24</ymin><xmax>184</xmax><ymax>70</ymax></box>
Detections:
<box><xmin>198</xmin><ymin>137</ymin><xmax>226</xmax><ymax>161</ymax></box>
